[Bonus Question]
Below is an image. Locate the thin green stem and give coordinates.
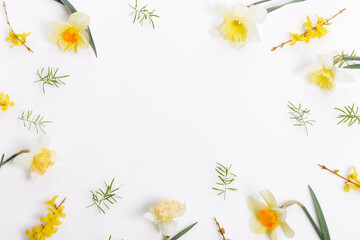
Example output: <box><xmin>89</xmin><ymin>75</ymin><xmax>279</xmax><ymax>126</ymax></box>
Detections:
<box><xmin>0</xmin><ymin>150</ymin><xmax>30</xmax><ymax>168</ymax></box>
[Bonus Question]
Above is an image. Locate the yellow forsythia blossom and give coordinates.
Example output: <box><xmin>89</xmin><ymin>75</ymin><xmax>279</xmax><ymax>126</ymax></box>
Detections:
<box><xmin>289</xmin><ymin>15</ymin><xmax>331</xmax><ymax>46</ymax></box>
<box><xmin>0</xmin><ymin>92</ymin><xmax>15</xmax><ymax>111</ymax></box>
<box><xmin>26</xmin><ymin>196</ymin><xmax>66</xmax><ymax>240</ymax></box>
<box><xmin>5</xmin><ymin>29</ymin><xmax>30</xmax><ymax>48</ymax></box>
<box><xmin>344</xmin><ymin>166</ymin><xmax>360</xmax><ymax>192</ymax></box>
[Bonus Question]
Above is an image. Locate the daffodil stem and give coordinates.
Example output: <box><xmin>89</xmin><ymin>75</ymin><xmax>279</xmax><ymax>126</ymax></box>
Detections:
<box><xmin>162</xmin><ymin>235</ymin><xmax>169</xmax><ymax>240</ymax></box>
<box><xmin>0</xmin><ymin>149</ymin><xmax>30</xmax><ymax>169</ymax></box>
<box><xmin>2</xmin><ymin>1</ymin><xmax>33</xmax><ymax>52</ymax></box>
<box><xmin>282</xmin><ymin>201</ymin><xmax>323</xmax><ymax>240</ymax></box>
<box><xmin>342</xmin><ymin>56</ymin><xmax>360</xmax><ymax>61</ymax></box>
<box><xmin>318</xmin><ymin>164</ymin><xmax>360</xmax><ymax>188</ymax></box>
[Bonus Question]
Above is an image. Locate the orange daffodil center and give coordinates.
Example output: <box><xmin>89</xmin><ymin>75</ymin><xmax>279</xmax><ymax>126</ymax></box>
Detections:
<box><xmin>303</xmin><ymin>54</ymin><xmax>355</xmax><ymax>96</ymax></box>
<box><xmin>211</xmin><ymin>3</ymin><xmax>267</xmax><ymax>48</ymax></box>
<box><xmin>259</xmin><ymin>209</ymin><xmax>278</xmax><ymax>229</ymax></box>
<box><xmin>248</xmin><ymin>190</ymin><xmax>295</xmax><ymax>240</ymax></box>
<box><xmin>13</xmin><ymin>139</ymin><xmax>61</xmax><ymax>181</ymax></box>
<box><xmin>48</xmin><ymin>12</ymin><xmax>90</xmax><ymax>53</ymax></box>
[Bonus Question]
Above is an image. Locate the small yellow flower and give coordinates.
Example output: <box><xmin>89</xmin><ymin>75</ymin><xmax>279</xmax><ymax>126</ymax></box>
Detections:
<box><xmin>303</xmin><ymin>54</ymin><xmax>355</xmax><ymax>96</ymax></box>
<box><xmin>289</xmin><ymin>15</ymin><xmax>330</xmax><ymax>46</ymax></box>
<box><xmin>211</xmin><ymin>3</ymin><xmax>267</xmax><ymax>48</ymax></box>
<box><xmin>0</xmin><ymin>92</ymin><xmax>15</xmax><ymax>111</ymax></box>
<box><xmin>344</xmin><ymin>166</ymin><xmax>360</xmax><ymax>192</ymax></box>
<box><xmin>5</xmin><ymin>29</ymin><xmax>30</xmax><ymax>48</ymax></box>
<box><xmin>144</xmin><ymin>200</ymin><xmax>186</xmax><ymax>236</ymax></box>
<box><xmin>48</xmin><ymin>12</ymin><xmax>90</xmax><ymax>53</ymax></box>
<box><xmin>13</xmin><ymin>138</ymin><xmax>61</xmax><ymax>181</ymax></box>
<box><xmin>248</xmin><ymin>190</ymin><xmax>295</xmax><ymax>240</ymax></box>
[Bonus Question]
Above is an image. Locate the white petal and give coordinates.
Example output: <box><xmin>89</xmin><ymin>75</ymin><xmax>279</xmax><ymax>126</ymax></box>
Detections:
<box><xmin>144</xmin><ymin>212</ymin><xmax>158</xmax><ymax>223</ymax></box>
<box><xmin>52</xmin><ymin>155</ymin><xmax>62</xmax><ymax>163</ymax></box>
<box><xmin>173</xmin><ymin>203</ymin><xmax>186</xmax><ymax>218</ymax></box>
<box><xmin>232</xmin><ymin>3</ymin><xmax>248</xmax><ymax>17</ymax></box>
<box><xmin>248</xmin><ymin>196</ymin><xmax>267</xmax><ymax>212</ymax></box>
<box><xmin>230</xmin><ymin>41</ymin><xmax>247</xmax><ymax>48</ymax></box>
<box><xmin>280</xmin><ymin>222</ymin><xmax>295</xmax><ymax>238</ymax></box>
<box><xmin>247</xmin><ymin>5</ymin><xmax>267</xmax><ymax>24</ymax></box>
<box><xmin>249</xmin><ymin>215</ymin><xmax>268</xmax><ymax>234</ymax></box>
<box><xmin>320</xmin><ymin>86</ymin><xmax>334</xmax><ymax>96</ymax></box>
<box><xmin>336</xmin><ymin>70</ymin><xmax>356</xmax><ymax>83</ymax></box>
<box><xmin>260</xmin><ymin>190</ymin><xmax>278</xmax><ymax>208</ymax></box>
<box><xmin>210</xmin><ymin>25</ymin><xmax>221</xmax><ymax>38</ymax></box>
<box><xmin>159</xmin><ymin>221</ymin><xmax>178</xmax><ymax>236</ymax></box>
<box><xmin>273</xmin><ymin>208</ymin><xmax>287</xmax><ymax>221</ymax></box>
<box><xmin>31</xmin><ymin>171</ymin><xmax>39</xmax><ymax>181</ymax></box>
<box><xmin>42</xmin><ymin>137</ymin><xmax>51</xmax><ymax>148</ymax></box>
<box><xmin>270</xmin><ymin>229</ymin><xmax>278</xmax><ymax>240</ymax></box>
<box><xmin>68</xmin><ymin>12</ymin><xmax>90</xmax><ymax>30</ymax></box>
<box><xmin>302</xmin><ymin>63</ymin><xmax>322</xmax><ymax>80</ymax></box>
<box><xmin>13</xmin><ymin>153</ymin><xmax>32</xmax><ymax>169</ymax></box>
<box><xmin>317</xmin><ymin>54</ymin><xmax>333</xmax><ymax>69</ymax></box>
<box><xmin>31</xmin><ymin>142</ymin><xmax>42</xmax><ymax>155</ymax></box>
<box><xmin>214</xmin><ymin>3</ymin><xmax>231</xmax><ymax>18</ymax></box>
<box><xmin>246</xmin><ymin>23</ymin><xmax>261</xmax><ymax>43</ymax></box>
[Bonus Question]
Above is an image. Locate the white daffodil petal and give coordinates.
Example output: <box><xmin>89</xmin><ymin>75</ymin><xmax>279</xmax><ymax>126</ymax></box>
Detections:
<box><xmin>317</xmin><ymin>54</ymin><xmax>333</xmax><ymax>69</ymax></box>
<box><xmin>68</xmin><ymin>12</ymin><xmax>90</xmax><ymax>30</ymax></box>
<box><xmin>230</xmin><ymin>41</ymin><xmax>247</xmax><ymax>48</ymax></box>
<box><xmin>320</xmin><ymin>86</ymin><xmax>334</xmax><ymax>96</ymax></box>
<box><xmin>13</xmin><ymin>153</ymin><xmax>33</xmax><ymax>169</ymax></box>
<box><xmin>30</xmin><ymin>171</ymin><xmax>39</xmax><ymax>181</ymax></box>
<box><xmin>336</xmin><ymin>71</ymin><xmax>356</xmax><ymax>83</ymax></box>
<box><xmin>270</xmin><ymin>229</ymin><xmax>278</xmax><ymax>240</ymax></box>
<box><xmin>260</xmin><ymin>190</ymin><xmax>278</xmax><ymax>208</ymax></box>
<box><xmin>246</xmin><ymin>23</ymin><xmax>261</xmax><ymax>43</ymax></box>
<box><xmin>302</xmin><ymin>63</ymin><xmax>322</xmax><ymax>80</ymax></box>
<box><xmin>159</xmin><ymin>221</ymin><xmax>178</xmax><ymax>237</ymax></box>
<box><xmin>173</xmin><ymin>203</ymin><xmax>186</xmax><ymax>218</ymax></box>
<box><xmin>214</xmin><ymin>3</ymin><xmax>232</xmax><ymax>18</ymax></box>
<box><xmin>247</xmin><ymin>5</ymin><xmax>267</xmax><ymax>24</ymax></box>
<box><xmin>51</xmin><ymin>155</ymin><xmax>62</xmax><ymax>163</ymax></box>
<box><xmin>248</xmin><ymin>196</ymin><xmax>267</xmax><ymax>212</ymax></box>
<box><xmin>144</xmin><ymin>212</ymin><xmax>158</xmax><ymax>223</ymax></box>
<box><xmin>31</xmin><ymin>142</ymin><xmax>43</xmax><ymax>155</ymax></box>
<box><xmin>210</xmin><ymin>25</ymin><xmax>222</xmax><ymax>38</ymax></box>
<box><xmin>42</xmin><ymin>137</ymin><xmax>51</xmax><ymax>149</ymax></box>
<box><xmin>232</xmin><ymin>4</ymin><xmax>248</xmax><ymax>17</ymax></box>
<box><xmin>280</xmin><ymin>222</ymin><xmax>295</xmax><ymax>238</ymax></box>
<box><xmin>250</xmin><ymin>215</ymin><xmax>268</xmax><ymax>234</ymax></box>
<box><xmin>273</xmin><ymin>208</ymin><xmax>287</xmax><ymax>221</ymax></box>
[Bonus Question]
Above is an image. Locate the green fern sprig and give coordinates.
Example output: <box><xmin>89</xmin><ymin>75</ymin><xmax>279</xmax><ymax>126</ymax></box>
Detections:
<box><xmin>87</xmin><ymin>178</ymin><xmax>122</xmax><ymax>214</ymax></box>
<box><xmin>34</xmin><ymin>67</ymin><xmax>69</xmax><ymax>94</ymax></box>
<box><xmin>18</xmin><ymin>110</ymin><xmax>52</xmax><ymax>134</ymax></box>
<box><xmin>212</xmin><ymin>162</ymin><xmax>237</xmax><ymax>200</ymax></box>
<box><xmin>287</xmin><ymin>101</ymin><xmax>315</xmax><ymax>135</ymax></box>
<box><xmin>334</xmin><ymin>104</ymin><xmax>360</xmax><ymax>126</ymax></box>
<box><xmin>129</xmin><ymin>0</ymin><xmax>159</xmax><ymax>29</ymax></box>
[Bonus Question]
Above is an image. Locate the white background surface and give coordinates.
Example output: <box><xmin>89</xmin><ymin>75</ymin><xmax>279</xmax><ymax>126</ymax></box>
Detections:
<box><xmin>1</xmin><ymin>0</ymin><xmax>360</xmax><ymax>239</ymax></box>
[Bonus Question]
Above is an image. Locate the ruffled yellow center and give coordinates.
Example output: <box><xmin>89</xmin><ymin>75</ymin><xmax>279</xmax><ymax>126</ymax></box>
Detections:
<box><xmin>311</xmin><ymin>68</ymin><xmax>335</xmax><ymax>90</ymax></box>
<box><xmin>220</xmin><ymin>17</ymin><xmax>248</xmax><ymax>43</ymax></box>
<box><xmin>151</xmin><ymin>200</ymin><xmax>183</xmax><ymax>221</ymax></box>
<box><xmin>31</xmin><ymin>149</ymin><xmax>56</xmax><ymax>175</ymax></box>
<box><xmin>62</xmin><ymin>28</ymin><xmax>79</xmax><ymax>44</ymax></box>
<box><xmin>259</xmin><ymin>209</ymin><xmax>277</xmax><ymax>229</ymax></box>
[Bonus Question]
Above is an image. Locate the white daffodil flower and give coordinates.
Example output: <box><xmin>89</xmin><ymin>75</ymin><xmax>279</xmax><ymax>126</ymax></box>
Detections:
<box><xmin>144</xmin><ymin>200</ymin><xmax>186</xmax><ymax>237</ymax></box>
<box><xmin>211</xmin><ymin>3</ymin><xmax>267</xmax><ymax>48</ymax></box>
<box><xmin>248</xmin><ymin>190</ymin><xmax>295</xmax><ymax>240</ymax></box>
<box><xmin>13</xmin><ymin>138</ymin><xmax>61</xmax><ymax>181</ymax></box>
<box><xmin>303</xmin><ymin>54</ymin><xmax>355</xmax><ymax>96</ymax></box>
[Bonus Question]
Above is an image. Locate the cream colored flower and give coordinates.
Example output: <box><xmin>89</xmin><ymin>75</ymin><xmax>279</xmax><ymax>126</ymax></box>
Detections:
<box><xmin>303</xmin><ymin>54</ymin><xmax>355</xmax><ymax>96</ymax></box>
<box><xmin>211</xmin><ymin>3</ymin><xmax>267</xmax><ymax>48</ymax></box>
<box><xmin>248</xmin><ymin>190</ymin><xmax>295</xmax><ymax>240</ymax></box>
<box><xmin>13</xmin><ymin>138</ymin><xmax>61</xmax><ymax>181</ymax></box>
<box><xmin>144</xmin><ymin>200</ymin><xmax>186</xmax><ymax>237</ymax></box>
<box><xmin>48</xmin><ymin>12</ymin><xmax>90</xmax><ymax>53</ymax></box>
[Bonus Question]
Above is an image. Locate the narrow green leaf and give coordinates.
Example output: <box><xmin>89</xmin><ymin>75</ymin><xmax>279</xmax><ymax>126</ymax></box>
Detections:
<box><xmin>344</xmin><ymin>64</ymin><xmax>360</xmax><ymax>69</ymax></box>
<box><xmin>170</xmin><ymin>222</ymin><xmax>198</xmax><ymax>240</ymax></box>
<box><xmin>252</xmin><ymin>0</ymin><xmax>273</xmax><ymax>5</ymax></box>
<box><xmin>53</xmin><ymin>0</ymin><xmax>98</xmax><ymax>57</ymax></box>
<box><xmin>300</xmin><ymin>205</ymin><xmax>324</xmax><ymax>240</ymax></box>
<box><xmin>267</xmin><ymin>0</ymin><xmax>305</xmax><ymax>13</ymax></box>
<box><xmin>308</xmin><ymin>186</ymin><xmax>330</xmax><ymax>240</ymax></box>
<box><xmin>342</xmin><ymin>56</ymin><xmax>360</xmax><ymax>61</ymax></box>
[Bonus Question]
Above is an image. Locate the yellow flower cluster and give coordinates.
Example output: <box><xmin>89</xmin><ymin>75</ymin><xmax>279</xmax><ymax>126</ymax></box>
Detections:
<box><xmin>5</xmin><ymin>29</ymin><xmax>30</xmax><ymax>48</ymax></box>
<box><xmin>0</xmin><ymin>92</ymin><xmax>15</xmax><ymax>111</ymax></box>
<box><xmin>289</xmin><ymin>15</ymin><xmax>330</xmax><ymax>46</ymax></box>
<box><xmin>26</xmin><ymin>196</ymin><xmax>66</xmax><ymax>240</ymax></box>
<box><xmin>344</xmin><ymin>166</ymin><xmax>360</xmax><ymax>192</ymax></box>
